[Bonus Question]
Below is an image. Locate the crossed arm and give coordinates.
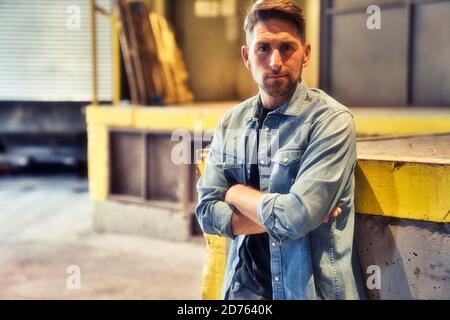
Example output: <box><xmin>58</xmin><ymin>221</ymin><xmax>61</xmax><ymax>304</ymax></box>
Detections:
<box><xmin>225</xmin><ymin>184</ymin><xmax>341</xmax><ymax>236</ymax></box>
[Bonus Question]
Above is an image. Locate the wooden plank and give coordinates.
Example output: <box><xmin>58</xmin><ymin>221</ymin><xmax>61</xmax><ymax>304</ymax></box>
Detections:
<box><xmin>115</xmin><ymin>1</ymin><xmax>193</xmax><ymax>105</ymax></box>
<box><xmin>149</xmin><ymin>12</ymin><xmax>176</xmax><ymax>103</ymax></box>
<box><xmin>116</xmin><ymin>4</ymin><xmax>140</xmax><ymax>104</ymax></box>
<box><xmin>129</xmin><ymin>1</ymin><xmax>161</xmax><ymax>103</ymax></box>
<box><xmin>117</xmin><ymin>0</ymin><xmax>147</xmax><ymax>104</ymax></box>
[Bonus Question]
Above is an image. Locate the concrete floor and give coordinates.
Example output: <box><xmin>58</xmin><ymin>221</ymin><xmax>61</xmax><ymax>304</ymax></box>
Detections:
<box><xmin>0</xmin><ymin>174</ymin><xmax>206</xmax><ymax>299</ymax></box>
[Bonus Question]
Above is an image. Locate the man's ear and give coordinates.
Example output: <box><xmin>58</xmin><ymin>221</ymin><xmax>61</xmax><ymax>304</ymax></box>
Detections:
<box><xmin>302</xmin><ymin>43</ymin><xmax>311</xmax><ymax>68</ymax></box>
<box><xmin>241</xmin><ymin>45</ymin><xmax>251</xmax><ymax>71</ymax></box>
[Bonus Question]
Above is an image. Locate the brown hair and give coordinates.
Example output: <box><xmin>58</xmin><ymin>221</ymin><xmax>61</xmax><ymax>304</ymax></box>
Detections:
<box><xmin>244</xmin><ymin>0</ymin><xmax>306</xmax><ymax>43</ymax></box>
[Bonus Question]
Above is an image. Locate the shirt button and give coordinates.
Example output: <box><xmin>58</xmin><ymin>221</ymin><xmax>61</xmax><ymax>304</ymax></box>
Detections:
<box><xmin>260</xmin><ymin>160</ymin><xmax>265</xmax><ymax>165</ymax></box>
<box><xmin>275</xmin><ymin>276</ymin><xmax>280</xmax><ymax>282</ymax></box>
<box><xmin>272</xmin><ymin>242</ymin><xmax>276</xmax><ymax>247</ymax></box>
<box><xmin>282</xmin><ymin>157</ymin><xmax>289</xmax><ymax>164</ymax></box>
<box><xmin>264</xmin><ymin>127</ymin><xmax>270</xmax><ymax>132</ymax></box>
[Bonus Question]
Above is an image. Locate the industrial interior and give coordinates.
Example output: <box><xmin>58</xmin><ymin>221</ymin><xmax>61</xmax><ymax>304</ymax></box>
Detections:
<box><xmin>0</xmin><ymin>0</ymin><xmax>449</xmax><ymax>300</ymax></box>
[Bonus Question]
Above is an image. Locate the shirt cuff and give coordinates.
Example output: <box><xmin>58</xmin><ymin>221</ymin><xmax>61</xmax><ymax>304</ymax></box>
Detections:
<box><xmin>257</xmin><ymin>193</ymin><xmax>279</xmax><ymax>238</ymax></box>
<box><xmin>213</xmin><ymin>201</ymin><xmax>237</xmax><ymax>240</ymax></box>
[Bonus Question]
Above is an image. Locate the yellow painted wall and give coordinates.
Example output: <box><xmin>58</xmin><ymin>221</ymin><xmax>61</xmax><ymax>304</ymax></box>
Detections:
<box><xmin>356</xmin><ymin>160</ymin><xmax>450</xmax><ymax>223</ymax></box>
<box><xmin>87</xmin><ymin>124</ymin><xmax>109</xmax><ymax>202</ymax></box>
<box><xmin>354</xmin><ymin>115</ymin><xmax>450</xmax><ymax>137</ymax></box>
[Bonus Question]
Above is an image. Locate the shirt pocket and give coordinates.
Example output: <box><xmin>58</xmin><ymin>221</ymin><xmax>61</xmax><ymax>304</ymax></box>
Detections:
<box><xmin>222</xmin><ymin>153</ymin><xmax>246</xmax><ymax>186</ymax></box>
<box><xmin>269</xmin><ymin>148</ymin><xmax>304</xmax><ymax>193</ymax></box>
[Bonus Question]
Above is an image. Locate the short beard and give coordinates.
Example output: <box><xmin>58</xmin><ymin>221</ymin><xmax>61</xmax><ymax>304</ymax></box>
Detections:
<box><xmin>261</xmin><ymin>76</ymin><xmax>297</xmax><ymax>98</ymax></box>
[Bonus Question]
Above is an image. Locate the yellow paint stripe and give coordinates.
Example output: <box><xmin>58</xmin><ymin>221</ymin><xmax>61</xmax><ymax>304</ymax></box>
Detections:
<box><xmin>86</xmin><ymin>105</ymin><xmax>450</xmax><ymax>136</ymax></box>
<box><xmin>134</xmin><ymin>108</ymin><xmax>224</xmax><ymax>131</ymax></box>
<box><xmin>86</xmin><ymin>107</ymin><xmax>134</xmax><ymax>127</ymax></box>
<box><xmin>355</xmin><ymin>160</ymin><xmax>450</xmax><ymax>223</ymax></box>
<box><xmin>354</xmin><ymin>116</ymin><xmax>450</xmax><ymax>136</ymax></box>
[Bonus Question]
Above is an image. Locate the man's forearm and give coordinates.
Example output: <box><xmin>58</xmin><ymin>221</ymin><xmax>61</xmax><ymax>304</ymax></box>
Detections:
<box><xmin>231</xmin><ymin>210</ymin><xmax>266</xmax><ymax>235</ymax></box>
<box><xmin>224</xmin><ymin>184</ymin><xmax>343</xmax><ymax>237</ymax></box>
<box><xmin>225</xmin><ymin>184</ymin><xmax>265</xmax><ymax>226</ymax></box>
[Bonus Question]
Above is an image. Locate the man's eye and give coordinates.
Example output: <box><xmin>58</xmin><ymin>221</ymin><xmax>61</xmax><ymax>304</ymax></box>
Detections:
<box><xmin>257</xmin><ymin>45</ymin><xmax>269</xmax><ymax>53</ymax></box>
<box><xmin>280</xmin><ymin>44</ymin><xmax>292</xmax><ymax>52</ymax></box>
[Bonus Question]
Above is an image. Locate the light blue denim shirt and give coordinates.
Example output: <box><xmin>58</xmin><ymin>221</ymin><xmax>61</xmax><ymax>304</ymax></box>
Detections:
<box><xmin>196</xmin><ymin>80</ymin><xmax>366</xmax><ymax>300</ymax></box>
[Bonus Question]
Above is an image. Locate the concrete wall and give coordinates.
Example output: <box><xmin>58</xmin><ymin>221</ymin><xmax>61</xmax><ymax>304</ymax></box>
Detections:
<box><xmin>355</xmin><ymin>215</ymin><xmax>450</xmax><ymax>299</ymax></box>
<box><xmin>94</xmin><ymin>201</ymin><xmax>192</xmax><ymax>241</ymax></box>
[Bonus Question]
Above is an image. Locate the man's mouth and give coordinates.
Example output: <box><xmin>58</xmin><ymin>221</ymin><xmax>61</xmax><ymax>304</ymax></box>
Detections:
<box><xmin>265</xmin><ymin>74</ymin><xmax>288</xmax><ymax>79</ymax></box>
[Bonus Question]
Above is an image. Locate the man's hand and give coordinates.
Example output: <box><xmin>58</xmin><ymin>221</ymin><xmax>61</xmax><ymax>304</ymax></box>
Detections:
<box><xmin>322</xmin><ymin>206</ymin><xmax>342</xmax><ymax>223</ymax></box>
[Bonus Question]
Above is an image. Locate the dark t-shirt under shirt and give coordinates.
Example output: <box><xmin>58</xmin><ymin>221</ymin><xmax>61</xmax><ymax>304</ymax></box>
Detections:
<box><xmin>228</xmin><ymin>104</ymin><xmax>273</xmax><ymax>300</ymax></box>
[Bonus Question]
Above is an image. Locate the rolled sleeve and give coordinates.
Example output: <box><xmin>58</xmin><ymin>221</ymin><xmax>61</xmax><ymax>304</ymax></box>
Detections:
<box><xmin>195</xmin><ymin>116</ymin><xmax>237</xmax><ymax>240</ymax></box>
<box><xmin>257</xmin><ymin>193</ymin><xmax>278</xmax><ymax>239</ymax></box>
<box><xmin>210</xmin><ymin>200</ymin><xmax>236</xmax><ymax>239</ymax></box>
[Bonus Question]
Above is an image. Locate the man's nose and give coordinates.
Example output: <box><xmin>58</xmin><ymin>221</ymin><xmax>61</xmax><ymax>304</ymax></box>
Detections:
<box><xmin>269</xmin><ymin>49</ymin><xmax>282</xmax><ymax>72</ymax></box>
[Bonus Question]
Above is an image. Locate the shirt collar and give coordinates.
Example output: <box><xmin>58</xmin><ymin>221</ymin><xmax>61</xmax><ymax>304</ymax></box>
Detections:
<box><xmin>277</xmin><ymin>79</ymin><xmax>310</xmax><ymax>116</ymax></box>
<box><xmin>248</xmin><ymin>79</ymin><xmax>309</xmax><ymax>124</ymax></box>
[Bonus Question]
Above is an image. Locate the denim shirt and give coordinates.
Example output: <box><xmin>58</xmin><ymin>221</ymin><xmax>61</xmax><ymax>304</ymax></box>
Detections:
<box><xmin>196</xmin><ymin>80</ymin><xmax>366</xmax><ymax>300</ymax></box>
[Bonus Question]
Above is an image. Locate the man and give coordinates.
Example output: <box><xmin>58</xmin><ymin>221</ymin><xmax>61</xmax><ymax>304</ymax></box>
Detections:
<box><xmin>196</xmin><ymin>0</ymin><xmax>365</xmax><ymax>300</ymax></box>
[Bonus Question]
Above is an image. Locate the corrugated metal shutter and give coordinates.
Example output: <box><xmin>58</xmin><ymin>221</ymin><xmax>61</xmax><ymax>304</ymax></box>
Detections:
<box><xmin>0</xmin><ymin>0</ymin><xmax>112</xmax><ymax>101</ymax></box>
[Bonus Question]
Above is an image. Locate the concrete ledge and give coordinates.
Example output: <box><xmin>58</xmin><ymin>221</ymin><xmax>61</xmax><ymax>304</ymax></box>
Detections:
<box><xmin>93</xmin><ymin>200</ymin><xmax>192</xmax><ymax>241</ymax></box>
<box><xmin>356</xmin><ymin>134</ymin><xmax>450</xmax><ymax>223</ymax></box>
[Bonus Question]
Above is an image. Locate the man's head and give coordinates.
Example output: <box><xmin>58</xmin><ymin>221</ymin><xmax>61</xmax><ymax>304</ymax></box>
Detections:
<box><xmin>242</xmin><ymin>0</ymin><xmax>311</xmax><ymax>107</ymax></box>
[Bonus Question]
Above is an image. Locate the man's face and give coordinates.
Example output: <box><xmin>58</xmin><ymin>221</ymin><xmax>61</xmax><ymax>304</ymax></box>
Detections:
<box><xmin>242</xmin><ymin>18</ymin><xmax>310</xmax><ymax>100</ymax></box>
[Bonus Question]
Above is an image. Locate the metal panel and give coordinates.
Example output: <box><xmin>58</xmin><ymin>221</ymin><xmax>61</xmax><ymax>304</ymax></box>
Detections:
<box><xmin>322</xmin><ymin>0</ymin><xmax>450</xmax><ymax>107</ymax></box>
<box><xmin>412</xmin><ymin>1</ymin><xmax>450</xmax><ymax>105</ymax></box>
<box><xmin>147</xmin><ymin>134</ymin><xmax>184</xmax><ymax>202</ymax></box>
<box><xmin>330</xmin><ymin>7</ymin><xmax>409</xmax><ymax>106</ymax></box>
<box><xmin>331</xmin><ymin>0</ymin><xmax>401</xmax><ymax>10</ymax></box>
<box><xmin>0</xmin><ymin>0</ymin><xmax>112</xmax><ymax>101</ymax></box>
<box><xmin>110</xmin><ymin>131</ymin><xmax>143</xmax><ymax>197</ymax></box>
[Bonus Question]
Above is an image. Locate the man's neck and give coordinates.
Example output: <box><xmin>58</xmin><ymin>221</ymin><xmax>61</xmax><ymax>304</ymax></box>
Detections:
<box><xmin>260</xmin><ymin>94</ymin><xmax>287</xmax><ymax>110</ymax></box>
<box><xmin>259</xmin><ymin>83</ymin><xmax>298</xmax><ymax>110</ymax></box>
